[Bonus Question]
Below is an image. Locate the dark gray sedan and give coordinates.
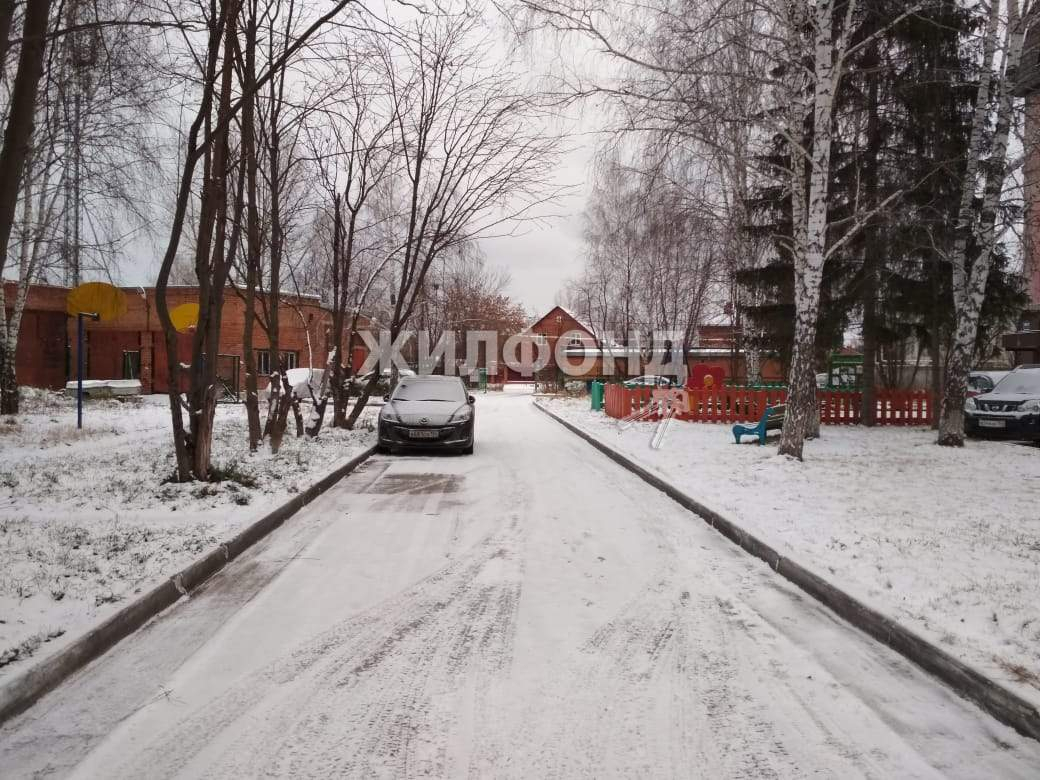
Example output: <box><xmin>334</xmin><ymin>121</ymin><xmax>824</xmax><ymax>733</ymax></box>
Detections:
<box><xmin>377</xmin><ymin>375</ymin><xmax>475</xmax><ymax>454</ymax></box>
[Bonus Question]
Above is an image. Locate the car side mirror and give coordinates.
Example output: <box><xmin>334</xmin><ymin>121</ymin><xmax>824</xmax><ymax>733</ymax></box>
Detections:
<box><xmin>383</xmin><ymin>394</ymin><xmax>390</xmax><ymax>402</ymax></box>
<box><xmin>467</xmin><ymin>395</ymin><xmax>475</xmax><ymax>404</ymax></box>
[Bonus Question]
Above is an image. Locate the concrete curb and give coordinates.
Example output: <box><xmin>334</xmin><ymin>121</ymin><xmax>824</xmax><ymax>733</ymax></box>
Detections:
<box><xmin>534</xmin><ymin>401</ymin><xmax>1040</xmax><ymax>742</ymax></box>
<box><xmin>0</xmin><ymin>444</ymin><xmax>377</xmax><ymax>727</ymax></box>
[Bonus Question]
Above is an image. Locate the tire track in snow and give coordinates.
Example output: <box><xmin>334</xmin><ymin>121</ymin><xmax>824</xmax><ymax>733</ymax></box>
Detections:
<box><xmin>490</xmin><ymin>560</ymin><xmax>804</xmax><ymax>779</ymax></box>
<box><xmin>478</xmin><ymin>490</ymin><xmax>916</xmax><ymax>780</ymax></box>
<box><xmin>56</xmin><ymin>397</ymin><xmax>1040</xmax><ymax>779</ymax></box>
<box><xmin>88</xmin><ymin>465</ymin><xmax>528</xmax><ymax>780</ymax></box>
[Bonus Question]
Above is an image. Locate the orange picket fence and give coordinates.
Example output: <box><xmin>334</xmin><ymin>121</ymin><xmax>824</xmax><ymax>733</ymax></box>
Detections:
<box><xmin>602</xmin><ymin>384</ymin><xmax>935</xmax><ymax>427</ymax></box>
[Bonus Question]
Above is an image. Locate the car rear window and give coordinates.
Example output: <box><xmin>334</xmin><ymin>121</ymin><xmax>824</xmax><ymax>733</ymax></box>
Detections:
<box><xmin>392</xmin><ymin>380</ymin><xmax>466</xmax><ymax>402</ymax></box>
<box><xmin>992</xmin><ymin>371</ymin><xmax>1040</xmax><ymax>394</ymax></box>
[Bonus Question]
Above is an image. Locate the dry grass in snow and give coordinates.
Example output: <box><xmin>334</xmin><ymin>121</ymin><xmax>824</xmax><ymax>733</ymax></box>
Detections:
<box><xmin>0</xmin><ymin>388</ymin><xmax>375</xmax><ymax>678</ymax></box>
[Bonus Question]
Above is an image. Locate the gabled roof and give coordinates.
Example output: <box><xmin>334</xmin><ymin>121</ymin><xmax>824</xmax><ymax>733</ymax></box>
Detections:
<box><xmin>523</xmin><ymin>305</ymin><xmax>597</xmax><ymax>339</ymax></box>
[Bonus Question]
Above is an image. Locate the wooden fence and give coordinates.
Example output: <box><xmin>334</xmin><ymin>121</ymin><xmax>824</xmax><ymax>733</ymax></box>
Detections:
<box><xmin>603</xmin><ymin>385</ymin><xmax>935</xmax><ymax>427</ymax></box>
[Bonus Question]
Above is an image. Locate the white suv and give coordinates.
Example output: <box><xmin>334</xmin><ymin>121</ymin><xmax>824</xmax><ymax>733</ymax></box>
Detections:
<box><xmin>964</xmin><ymin>365</ymin><xmax>1040</xmax><ymax>441</ymax></box>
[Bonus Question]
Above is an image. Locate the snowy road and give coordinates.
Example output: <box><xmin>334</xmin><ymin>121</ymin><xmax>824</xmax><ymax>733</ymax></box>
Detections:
<box><xmin>3</xmin><ymin>391</ymin><xmax>1040</xmax><ymax>778</ymax></box>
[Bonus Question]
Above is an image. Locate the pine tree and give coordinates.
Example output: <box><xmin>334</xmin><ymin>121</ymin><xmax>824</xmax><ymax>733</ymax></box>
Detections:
<box><xmin>738</xmin><ymin>0</ymin><xmax>1027</xmax><ymax>417</ymax></box>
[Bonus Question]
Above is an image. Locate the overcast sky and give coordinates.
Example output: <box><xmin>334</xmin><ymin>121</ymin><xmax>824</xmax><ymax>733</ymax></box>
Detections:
<box><xmin>102</xmin><ymin>2</ymin><xmax>605</xmax><ymax>320</ymax></box>
<box><xmin>479</xmin><ymin>127</ymin><xmax>595</xmax><ymax>316</ymax></box>
<box><xmin>479</xmin><ymin>14</ymin><xmax>605</xmax><ymax>317</ymax></box>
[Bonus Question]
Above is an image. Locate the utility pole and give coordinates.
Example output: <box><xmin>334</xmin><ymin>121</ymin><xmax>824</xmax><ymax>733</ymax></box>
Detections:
<box><xmin>62</xmin><ymin>0</ymin><xmax>96</xmax><ymax>287</ymax></box>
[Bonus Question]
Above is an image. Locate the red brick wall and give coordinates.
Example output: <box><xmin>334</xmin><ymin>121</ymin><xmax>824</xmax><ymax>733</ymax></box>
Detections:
<box><xmin>4</xmin><ymin>283</ymin><xmax>70</xmax><ymax>389</ymax></box>
<box><xmin>517</xmin><ymin>306</ymin><xmax>597</xmax><ymax>378</ymax></box>
<box><xmin>151</xmin><ymin>331</ymin><xmax>192</xmax><ymax>393</ymax></box>
<box><xmin>7</xmin><ymin>308</ymin><xmax>66</xmax><ymax>388</ymax></box>
<box><xmin>6</xmin><ymin>282</ymin><xmax>336</xmax><ymax>393</ymax></box>
<box><xmin>84</xmin><ymin>329</ymin><xmax>139</xmax><ymax>382</ymax></box>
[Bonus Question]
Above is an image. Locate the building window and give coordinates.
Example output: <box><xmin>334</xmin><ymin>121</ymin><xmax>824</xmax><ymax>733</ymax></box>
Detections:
<box><xmin>122</xmin><ymin>351</ymin><xmax>141</xmax><ymax>380</ymax></box>
<box><xmin>256</xmin><ymin>350</ymin><xmax>298</xmax><ymax>375</ymax></box>
<box><xmin>567</xmin><ymin>336</ymin><xmax>583</xmax><ymax>347</ymax></box>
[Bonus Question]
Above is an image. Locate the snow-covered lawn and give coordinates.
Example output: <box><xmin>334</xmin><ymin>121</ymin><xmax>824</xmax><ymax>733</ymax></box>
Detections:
<box><xmin>538</xmin><ymin>397</ymin><xmax>1040</xmax><ymax>706</ymax></box>
<box><xmin>0</xmin><ymin>389</ymin><xmax>375</xmax><ymax>679</ymax></box>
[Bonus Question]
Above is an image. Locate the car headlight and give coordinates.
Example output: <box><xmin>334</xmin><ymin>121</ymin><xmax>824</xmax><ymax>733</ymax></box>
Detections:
<box><xmin>1020</xmin><ymin>399</ymin><xmax>1040</xmax><ymax>413</ymax></box>
<box><xmin>964</xmin><ymin>397</ymin><xmax>977</xmax><ymax>411</ymax></box>
<box><xmin>452</xmin><ymin>406</ymin><xmax>473</xmax><ymax>423</ymax></box>
<box><xmin>380</xmin><ymin>409</ymin><xmax>399</xmax><ymax>423</ymax></box>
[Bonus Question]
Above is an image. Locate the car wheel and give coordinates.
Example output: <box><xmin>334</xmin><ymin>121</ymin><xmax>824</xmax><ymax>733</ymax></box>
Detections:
<box><xmin>376</xmin><ymin>443</ymin><xmax>391</xmax><ymax>455</ymax></box>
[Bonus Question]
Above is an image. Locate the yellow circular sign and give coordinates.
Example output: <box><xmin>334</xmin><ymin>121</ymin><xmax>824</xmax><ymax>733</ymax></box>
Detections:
<box><xmin>170</xmin><ymin>302</ymin><xmax>200</xmax><ymax>333</ymax></box>
<box><xmin>66</xmin><ymin>282</ymin><xmax>127</xmax><ymax>321</ymax></box>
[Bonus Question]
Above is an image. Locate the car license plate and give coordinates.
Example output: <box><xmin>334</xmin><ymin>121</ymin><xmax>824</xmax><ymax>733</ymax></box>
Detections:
<box><xmin>979</xmin><ymin>419</ymin><xmax>1005</xmax><ymax>429</ymax></box>
<box><xmin>408</xmin><ymin>429</ymin><xmax>439</xmax><ymax>439</ymax></box>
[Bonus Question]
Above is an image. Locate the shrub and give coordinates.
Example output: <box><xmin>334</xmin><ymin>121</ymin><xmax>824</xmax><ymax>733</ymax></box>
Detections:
<box><xmin>207</xmin><ymin>461</ymin><xmax>258</xmax><ymax>489</ymax></box>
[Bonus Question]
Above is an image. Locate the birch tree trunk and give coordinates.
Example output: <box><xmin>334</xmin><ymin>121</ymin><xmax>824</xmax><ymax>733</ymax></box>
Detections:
<box><xmin>777</xmin><ymin>2</ymin><xmax>839</xmax><ymax>458</ymax></box>
<box><xmin>0</xmin><ymin>172</ymin><xmax>32</xmax><ymax>415</ymax></box>
<box><xmin>1</xmin><ymin>127</ymin><xmax>62</xmax><ymax>414</ymax></box>
<box><xmin>938</xmin><ymin>0</ymin><xmax>1025</xmax><ymax>446</ymax></box>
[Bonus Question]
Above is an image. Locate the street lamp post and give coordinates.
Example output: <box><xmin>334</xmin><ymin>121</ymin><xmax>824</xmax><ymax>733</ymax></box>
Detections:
<box><xmin>76</xmin><ymin>311</ymin><xmax>100</xmax><ymax>429</ymax></box>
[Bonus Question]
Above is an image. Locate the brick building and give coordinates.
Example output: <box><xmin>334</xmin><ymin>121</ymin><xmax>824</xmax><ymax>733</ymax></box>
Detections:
<box><xmin>3</xmin><ymin>282</ymin><xmax>367</xmax><ymax>395</ymax></box>
<box><xmin>501</xmin><ymin>306</ymin><xmax>600</xmax><ymax>382</ymax></box>
<box><xmin>1005</xmin><ymin>29</ymin><xmax>1040</xmax><ymax>364</ymax></box>
<box><xmin>502</xmin><ymin>306</ymin><xmax>784</xmax><ymax>383</ymax></box>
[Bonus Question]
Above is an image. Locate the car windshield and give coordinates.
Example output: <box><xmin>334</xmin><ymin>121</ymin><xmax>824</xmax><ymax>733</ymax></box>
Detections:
<box><xmin>992</xmin><ymin>371</ymin><xmax>1040</xmax><ymax>394</ymax></box>
<box><xmin>392</xmin><ymin>380</ymin><xmax>465</xmax><ymax>402</ymax></box>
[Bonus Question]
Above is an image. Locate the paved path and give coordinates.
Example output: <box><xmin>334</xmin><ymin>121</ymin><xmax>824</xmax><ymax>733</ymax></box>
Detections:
<box><xmin>3</xmin><ymin>391</ymin><xmax>1039</xmax><ymax>778</ymax></box>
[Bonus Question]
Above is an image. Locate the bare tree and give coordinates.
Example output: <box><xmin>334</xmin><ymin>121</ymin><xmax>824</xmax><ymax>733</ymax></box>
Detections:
<box><xmin>0</xmin><ymin>1</ymin><xmax>53</xmax><ymax>414</ymax></box>
<box><xmin>412</xmin><ymin>241</ymin><xmax>526</xmax><ymax>374</ymax></box>
<box><xmin>937</xmin><ymin>0</ymin><xmax>1033</xmax><ymax>446</ymax></box>
<box><xmin>570</xmin><ymin>147</ymin><xmax>720</xmax><ymax>376</ymax></box>
<box><xmin>341</xmin><ymin>12</ymin><xmax>560</xmax><ymax>427</ymax></box>
<box><xmin>302</xmin><ymin>35</ymin><xmax>398</xmax><ymax>432</ymax></box>
<box><xmin>154</xmin><ymin>0</ymin><xmax>360</xmax><ymax>481</ymax></box>
<box><xmin>511</xmin><ymin>0</ymin><xmax>929</xmax><ymax>458</ymax></box>
<box><xmin>1</xmin><ymin>0</ymin><xmax>167</xmax><ymax>413</ymax></box>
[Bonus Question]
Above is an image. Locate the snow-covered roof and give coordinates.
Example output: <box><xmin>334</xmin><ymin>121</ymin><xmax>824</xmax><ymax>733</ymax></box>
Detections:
<box><xmin>522</xmin><ymin>305</ymin><xmax>598</xmax><ymax>339</ymax></box>
<box><xmin>564</xmin><ymin>345</ymin><xmax>740</xmax><ymax>357</ymax></box>
<box><xmin>556</xmin><ymin>306</ymin><xmax>598</xmax><ymax>338</ymax></box>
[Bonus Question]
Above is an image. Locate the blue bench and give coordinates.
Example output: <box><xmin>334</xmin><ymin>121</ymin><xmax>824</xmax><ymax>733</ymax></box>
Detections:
<box><xmin>732</xmin><ymin>404</ymin><xmax>787</xmax><ymax>445</ymax></box>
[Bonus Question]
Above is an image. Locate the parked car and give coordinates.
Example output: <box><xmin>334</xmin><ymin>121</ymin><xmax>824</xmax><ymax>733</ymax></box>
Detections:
<box><xmin>623</xmin><ymin>375</ymin><xmax>674</xmax><ymax>389</ymax></box>
<box><xmin>377</xmin><ymin>374</ymin><xmax>475</xmax><ymax>454</ymax></box>
<box><xmin>964</xmin><ymin>365</ymin><xmax>1040</xmax><ymax>441</ymax></box>
<box><xmin>967</xmin><ymin>370</ymin><xmax>1009</xmax><ymax>397</ymax></box>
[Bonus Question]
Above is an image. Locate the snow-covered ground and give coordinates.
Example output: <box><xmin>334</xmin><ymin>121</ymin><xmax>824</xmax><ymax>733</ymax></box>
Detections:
<box><xmin>0</xmin><ymin>389</ymin><xmax>375</xmax><ymax>678</ymax></box>
<box><xmin>538</xmin><ymin>397</ymin><xmax>1040</xmax><ymax>707</ymax></box>
<box><xmin>3</xmin><ymin>392</ymin><xmax>1038</xmax><ymax>777</ymax></box>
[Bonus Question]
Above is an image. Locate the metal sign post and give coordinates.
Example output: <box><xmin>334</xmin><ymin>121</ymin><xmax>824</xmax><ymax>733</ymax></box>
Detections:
<box><xmin>76</xmin><ymin>311</ymin><xmax>99</xmax><ymax>429</ymax></box>
<box><xmin>66</xmin><ymin>282</ymin><xmax>127</xmax><ymax>430</ymax></box>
